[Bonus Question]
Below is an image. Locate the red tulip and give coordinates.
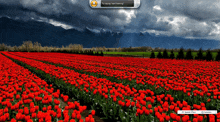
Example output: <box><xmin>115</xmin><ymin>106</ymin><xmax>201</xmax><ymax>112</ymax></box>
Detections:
<box><xmin>11</xmin><ymin>118</ymin><xmax>16</xmax><ymax>122</ymax></box>
<box><xmin>207</xmin><ymin>99</ymin><xmax>211</xmax><ymax>102</ymax></box>
<box><xmin>165</xmin><ymin>116</ymin><xmax>170</xmax><ymax>121</ymax></box>
<box><xmin>148</xmin><ymin>104</ymin><xmax>152</xmax><ymax>109</ymax></box>
<box><xmin>197</xmin><ymin>115</ymin><xmax>203</xmax><ymax>121</ymax></box>
<box><xmin>70</xmin><ymin>119</ymin><xmax>76</xmax><ymax>122</ymax></box>
<box><xmin>77</xmin><ymin>114</ymin><xmax>81</xmax><ymax>120</ymax></box>
<box><xmin>91</xmin><ymin>110</ymin><xmax>95</xmax><ymax>116</ymax></box>
<box><xmin>31</xmin><ymin>113</ymin><xmax>36</xmax><ymax>118</ymax></box>
<box><xmin>71</xmin><ymin>113</ymin><xmax>76</xmax><ymax>119</ymax></box>
<box><xmin>54</xmin><ymin>99</ymin><xmax>60</xmax><ymax>105</ymax></box>
<box><xmin>42</xmin><ymin>107</ymin><xmax>47</xmax><ymax>111</ymax></box>
<box><xmin>24</xmin><ymin>107</ymin><xmax>29</xmax><ymax>115</ymax></box>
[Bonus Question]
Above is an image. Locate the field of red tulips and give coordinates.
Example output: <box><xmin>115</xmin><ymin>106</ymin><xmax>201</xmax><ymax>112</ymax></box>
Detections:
<box><xmin>0</xmin><ymin>53</ymin><xmax>96</xmax><ymax>122</ymax></box>
<box><xmin>1</xmin><ymin>51</ymin><xmax>220</xmax><ymax>122</ymax></box>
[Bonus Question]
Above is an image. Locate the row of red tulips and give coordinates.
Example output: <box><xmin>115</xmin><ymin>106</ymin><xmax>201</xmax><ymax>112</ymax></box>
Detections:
<box><xmin>0</xmin><ymin>53</ymin><xmax>96</xmax><ymax>122</ymax></box>
<box><xmin>3</xmin><ymin>52</ymin><xmax>220</xmax><ymax>122</ymax></box>
<box><xmin>8</xmin><ymin>52</ymin><xmax>220</xmax><ymax>103</ymax></box>
<box><xmin>8</xmin><ymin>52</ymin><xmax>218</xmax><ymax>83</ymax></box>
<box><xmin>9</xmin><ymin>52</ymin><xmax>219</xmax><ymax>80</ymax></box>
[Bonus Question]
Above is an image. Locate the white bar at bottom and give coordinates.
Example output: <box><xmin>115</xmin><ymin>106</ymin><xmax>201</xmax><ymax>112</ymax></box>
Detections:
<box><xmin>177</xmin><ymin>110</ymin><xmax>217</xmax><ymax>114</ymax></box>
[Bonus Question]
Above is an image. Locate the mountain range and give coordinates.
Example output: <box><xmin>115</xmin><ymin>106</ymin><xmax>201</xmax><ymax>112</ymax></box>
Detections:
<box><xmin>0</xmin><ymin>17</ymin><xmax>219</xmax><ymax>50</ymax></box>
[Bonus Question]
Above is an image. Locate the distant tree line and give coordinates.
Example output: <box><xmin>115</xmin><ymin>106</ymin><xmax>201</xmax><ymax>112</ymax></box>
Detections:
<box><xmin>58</xmin><ymin>50</ymin><xmax>104</xmax><ymax>56</ymax></box>
<box><xmin>0</xmin><ymin>41</ymin><xmax>104</xmax><ymax>56</ymax></box>
<box><xmin>150</xmin><ymin>47</ymin><xmax>220</xmax><ymax>61</ymax></box>
<box><xmin>0</xmin><ymin>41</ymin><xmax>83</xmax><ymax>52</ymax></box>
<box><xmin>1</xmin><ymin>41</ymin><xmax>220</xmax><ymax>60</ymax></box>
<box><xmin>121</xmin><ymin>46</ymin><xmax>154</xmax><ymax>52</ymax></box>
<box><xmin>119</xmin><ymin>46</ymin><xmax>201</xmax><ymax>52</ymax></box>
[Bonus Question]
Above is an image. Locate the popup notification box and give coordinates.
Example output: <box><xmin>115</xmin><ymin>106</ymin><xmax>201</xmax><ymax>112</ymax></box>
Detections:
<box><xmin>177</xmin><ymin>110</ymin><xmax>217</xmax><ymax>114</ymax></box>
<box><xmin>89</xmin><ymin>0</ymin><xmax>140</xmax><ymax>8</ymax></box>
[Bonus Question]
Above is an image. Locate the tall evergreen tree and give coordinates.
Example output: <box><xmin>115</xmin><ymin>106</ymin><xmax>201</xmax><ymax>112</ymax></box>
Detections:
<box><xmin>177</xmin><ymin>47</ymin><xmax>184</xmax><ymax>59</ymax></box>
<box><xmin>205</xmin><ymin>49</ymin><xmax>213</xmax><ymax>61</ymax></box>
<box><xmin>169</xmin><ymin>49</ymin><xmax>175</xmax><ymax>59</ymax></box>
<box><xmin>215</xmin><ymin>50</ymin><xmax>220</xmax><ymax>61</ymax></box>
<box><xmin>150</xmin><ymin>50</ymin><xmax>155</xmax><ymax>58</ymax></box>
<box><xmin>195</xmin><ymin>48</ymin><xmax>204</xmax><ymax>60</ymax></box>
<box><xmin>157</xmin><ymin>51</ymin><xmax>163</xmax><ymax>58</ymax></box>
<box><xmin>100</xmin><ymin>51</ymin><xmax>104</xmax><ymax>56</ymax></box>
<box><xmin>162</xmin><ymin>49</ymin><xmax>169</xmax><ymax>59</ymax></box>
<box><xmin>185</xmin><ymin>49</ymin><xmax>193</xmax><ymax>60</ymax></box>
<box><xmin>91</xmin><ymin>50</ymin><xmax>94</xmax><ymax>55</ymax></box>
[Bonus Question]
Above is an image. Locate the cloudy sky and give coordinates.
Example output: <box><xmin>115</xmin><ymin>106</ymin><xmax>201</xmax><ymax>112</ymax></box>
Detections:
<box><xmin>1</xmin><ymin>0</ymin><xmax>220</xmax><ymax>41</ymax></box>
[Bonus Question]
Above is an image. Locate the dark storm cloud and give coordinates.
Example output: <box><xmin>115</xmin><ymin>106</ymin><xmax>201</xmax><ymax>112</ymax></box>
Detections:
<box><xmin>156</xmin><ymin>0</ymin><xmax>220</xmax><ymax>22</ymax></box>
<box><xmin>1</xmin><ymin>0</ymin><xmax>220</xmax><ymax>40</ymax></box>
